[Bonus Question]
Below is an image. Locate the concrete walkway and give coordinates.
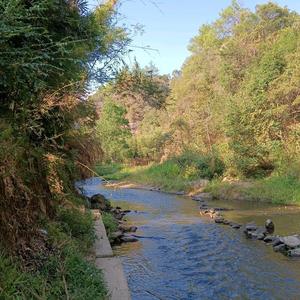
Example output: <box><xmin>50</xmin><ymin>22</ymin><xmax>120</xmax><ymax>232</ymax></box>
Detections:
<box><xmin>93</xmin><ymin>213</ymin><xmax>131</xmax><ymax>300</ymax></box>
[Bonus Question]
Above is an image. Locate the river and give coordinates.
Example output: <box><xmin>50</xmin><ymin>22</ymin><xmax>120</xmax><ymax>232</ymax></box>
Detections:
<box><xmin>77</xmin><ymin>177</ymin><xmax>300</xmax><ymax>300</ymax></box>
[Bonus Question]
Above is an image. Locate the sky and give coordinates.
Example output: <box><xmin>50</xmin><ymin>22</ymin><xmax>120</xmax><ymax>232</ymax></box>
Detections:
<box><xmin>89</xmin><ymin>0</ymin><xmax>300</xmax><ymax>74</ymax></box>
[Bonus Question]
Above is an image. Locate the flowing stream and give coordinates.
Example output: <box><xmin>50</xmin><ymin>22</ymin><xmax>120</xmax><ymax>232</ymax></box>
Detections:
<box><xmin>77</xmin><ymin>178</ymin><xmax>300</xmax><ymax>300</ymax></box>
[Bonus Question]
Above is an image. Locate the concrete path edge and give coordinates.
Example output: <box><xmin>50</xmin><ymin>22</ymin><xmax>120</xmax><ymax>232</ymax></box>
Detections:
<box><xmin>93</xmin><ymin>212</ymin><xmax>131</xmax><ymax>300</ymax></box>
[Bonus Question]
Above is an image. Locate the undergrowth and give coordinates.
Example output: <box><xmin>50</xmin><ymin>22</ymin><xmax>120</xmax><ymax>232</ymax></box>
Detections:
<box><xmin>0</xmin><ymin>206</ymin><xmax>107</xmax><ymax>299</ymax></box>
<box><xmin>102</xmin><ymin>212</ymin><xmax>118</xmax><ymax>243</ymax></box>
<box><xmin>205</xmin><ymin>171</ymin><xmax>300</xmax><ymax>205</ymax></box>
<box><xmin>96</xmin><ymin>151</ymin><xmax>224</xmax><ymax>192</ymax></box>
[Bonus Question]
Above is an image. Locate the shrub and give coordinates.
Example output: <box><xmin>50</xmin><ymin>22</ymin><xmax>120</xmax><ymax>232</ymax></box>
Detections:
<box><xmin>56</xmin><ymin>208</ymin><xmax>95</xmax><ymax>250</ymax></box>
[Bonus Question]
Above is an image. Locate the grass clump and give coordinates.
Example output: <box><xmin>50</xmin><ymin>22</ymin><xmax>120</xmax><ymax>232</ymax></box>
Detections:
<box><xmin>102</xmin><ymin>212</ymin><xmax>118</xmax><ymax>242</ymax></box>
<box><xmin>247</xmin><ymin>174</ymin><xmax>300</xmax><ymax>204</ymax></box>
<box><xmin>56</xmin><ymin>208</ymin><xmax>95</xmax><ymax>251</ymax></box>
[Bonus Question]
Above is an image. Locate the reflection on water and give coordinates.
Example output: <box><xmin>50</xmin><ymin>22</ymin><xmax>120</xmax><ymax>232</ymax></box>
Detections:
<box><xmin>77</xmin><ymin>178</ymin><xmax>300</xmax><ymax>300</ymax></box>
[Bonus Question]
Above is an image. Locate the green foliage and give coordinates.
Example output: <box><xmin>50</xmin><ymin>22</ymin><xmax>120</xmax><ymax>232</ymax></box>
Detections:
<box><xmin>0</xmin><ymin>211</ymin><xmax>107</xmax><ymax>300</ymax></box>
<box><xmin>100</xmin><ymin>151</ymin><xmax>224</xmax><ymax>192</ymax></box>
<box><xmin>146</xmin><ymin>1</ymin><xmax>300</xmax><ymax>179</ymax></box>
<box><xmin>0</xmin><ymin>0</ymin><xmax>129</xmax><ymax>250</ymax></box>
<box><xmin>247</xmin><ymin>175</ymin><xmax>300</xmax><ymax>204</ymax></box>
<box><xmin>102</xmin><ymin>212</ymin><xmax>118</xmax><ymax>242</ymax></box>
<box><xmin>114</xmin><ymin>62</ymin><xmax>170</xmax><ymax>110</ymax></box>
<box><xmin>95</xmin><ymin>162</ymin><xmax>123</xmax><ymax>177</ymax></box>
<box><xmin>56</xmin><ymin>208</ymin><xmax>95</xmax><ymax>250</ymax></box>
<box><xmin>175</xmin><ymin>151</ymin><xmax>225</xmax><ymax>179</ymax></box>
<box><xmin>97</xmin><ymin>99</ymin><xmax>132</xmax><ymax>162</ymax></box>
<box><xmin>92</xmin><ymin>62</ymin><xmax>170</xmax><ymax>163</ymax></box>
<box><xmin>93</xmin><ymin>2</ymin><xmax>300</xmax><ymax>208</ymax></box>
<box><xmin>227</xmin><ymin>26</ymin><xmax>300</xmax><ymax>177</ymax></box>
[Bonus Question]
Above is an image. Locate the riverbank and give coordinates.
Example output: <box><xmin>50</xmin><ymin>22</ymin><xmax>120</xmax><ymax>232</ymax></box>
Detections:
<box><xmin>95</xmin><ymin>163</ymin><xmax>300</xmax><ymax>205</ymax></box>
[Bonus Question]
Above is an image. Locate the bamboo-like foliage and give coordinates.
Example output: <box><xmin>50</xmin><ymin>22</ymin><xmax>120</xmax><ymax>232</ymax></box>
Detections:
<box><xmin>0</xmin><ymin>0</ymin><xmax>129</xmax><ymax>251</ymax></box>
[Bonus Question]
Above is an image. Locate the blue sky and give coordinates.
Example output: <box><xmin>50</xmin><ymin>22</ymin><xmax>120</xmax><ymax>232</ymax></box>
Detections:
<box><xmin>90</xmin><ymin>1</ymin><xmax>300</xmax><ymax>74</ymax></box>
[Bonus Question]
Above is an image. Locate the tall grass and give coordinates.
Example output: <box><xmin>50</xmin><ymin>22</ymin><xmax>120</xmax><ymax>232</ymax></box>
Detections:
<box><xmin>95</xmin><ymin>151</ymin><xmax>224</xmax><ymax>192</ymax></box>
<box><xmin>205</xmin><ymin>172</ymin><xmax>300</xmax><ymax>205</ymax></box>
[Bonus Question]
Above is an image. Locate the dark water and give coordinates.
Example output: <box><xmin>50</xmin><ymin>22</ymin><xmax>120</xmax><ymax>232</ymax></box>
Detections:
<box><xmin>77</xmin><ymin>178</ymin><xmax>300</xmax><ymax>300</ymax></box>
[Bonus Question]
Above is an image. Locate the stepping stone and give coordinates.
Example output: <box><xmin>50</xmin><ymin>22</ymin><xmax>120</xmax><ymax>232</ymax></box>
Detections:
<box><xmin>280</xmin><ymin>235</ymin><xmax>300</xmax><ymax>248</ymax></box>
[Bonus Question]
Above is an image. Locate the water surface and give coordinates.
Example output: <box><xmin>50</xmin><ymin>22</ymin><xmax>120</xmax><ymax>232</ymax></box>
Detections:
<box><xmin>77</xmin><ymin>178</ymin><xmax>300</xmax><ymax>300</ymax></box>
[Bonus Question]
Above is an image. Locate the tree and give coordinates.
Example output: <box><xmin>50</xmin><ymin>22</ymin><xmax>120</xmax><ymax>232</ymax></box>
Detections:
<box><xmin>97</xmin><ymin>99</ymin><xmax>132</xmax><ymax>162</ymax></box>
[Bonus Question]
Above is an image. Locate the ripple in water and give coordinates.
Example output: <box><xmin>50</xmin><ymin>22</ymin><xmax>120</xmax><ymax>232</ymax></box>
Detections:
<box><xmin>77</xmin><ymin>178</ymin><xmax>300</xmax><ymax>300</ymax></box>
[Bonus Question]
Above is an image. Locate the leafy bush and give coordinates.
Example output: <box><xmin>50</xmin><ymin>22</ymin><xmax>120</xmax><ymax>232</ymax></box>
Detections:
<box><xmin>175</xmin><ymin>151</ymin><xmax>225</xmax><ymax>179</ymax></box>
<box><xmin>0</xmin><ymin>225</ymin><xmax>107</xmax><ymax>300</ymax></box>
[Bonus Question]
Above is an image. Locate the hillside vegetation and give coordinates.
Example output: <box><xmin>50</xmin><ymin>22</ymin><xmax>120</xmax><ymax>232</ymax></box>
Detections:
<box><xmin>94</xmin><ymin>1</ymin><xmax>300</xmax><ymax>204</ymax></box>
<box><xmin>0</xmin><ymin>0</ymin><xmax>129</xmax><ymax>298</ymax></box>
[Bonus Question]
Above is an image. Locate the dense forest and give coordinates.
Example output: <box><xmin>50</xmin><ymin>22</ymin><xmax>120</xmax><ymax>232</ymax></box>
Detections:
<box><xmin>94</xmin><ymin>1</ymin><xmax>300</xmax><ymax>203</ymax></box>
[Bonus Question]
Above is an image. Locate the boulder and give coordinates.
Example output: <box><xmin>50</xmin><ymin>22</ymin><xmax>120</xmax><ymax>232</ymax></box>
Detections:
<box><xmin>272</xmin><ymin>237</ymin><xmax>283</xmax><ymax>247</ymax></box>
<box><xmin>288</xmin><ymin>248</ymin><xmax>300</xmax><ymax>257</ymax></box>
<box><xmin>121</xmin><ymin>235</ymin><xmax>138</xmax><ymax>243</ymax></box>
<box><xmin>90</xmin><ymin>194</ymin><xmax>112</xmax><ymax>211</ymax></box>
<box><xmin>192</xmin><ymin>193</ymin><xmax>213</xmax><ymax>202</ymax></box>
<box><xmin>222</xmin><ymin>220</ymin><xmax>230</xmax><ymax>225</ymax></box>
<box><xmin>214</xmin><ymin>207</ymin><xmax>233</xmax><ymax>212</ymax></box>
<box><xmin>175</xmin><ymin>191</ymin><xmax>185</xmax><ymax>195</ymax></box>
<box><xmin>245</xmin><ymin>226</ymin><xmax>266</xmax><ymax>239</ymax></box>
<box><xmin>265</xmin><ymin>219</ymin><xmax>275</xmax><ymax>234</ymax></box>
<box><xmin>279</xmin><ymin>235</ymin><xmax>300</xmax><ymax>249</ymax></box>
<box><xmin>230</xmin><ymin>223</ymin><xmax>241</xmax><ymax>229</ymax></box>
<box><xmin>199</xmin><ymin>203</ymin><xmax>208</xmax><ymax>209</ymax></box>
<box><xmin>273</xmin><ymin>244</ymin><xmax>286</xmax><ymax>253</ymax></box>
<box><xmin>215</xmin><ymin>217</ymin><xmax>224</xmax><ymax>224</ymax></box>
<box><xmin>245</xmin><ymin>222</ymin><xmax>257</xmax><ymax>232</ymax></box>
<box><xmin>213</xmin><ymin>212</ymin><xmax>221</xmax><ymax>218</ymax></box>
<box><xmin>110</xmin><ymin>231</ymin><xmax>123</xmax><ymax>240</ymax></box>
<box><xmin>263</xmin><ymin>235</ymin><xmax>276</xmax><ymax>243</ymax></box>
<box><xmin>118</xmin><ymin>225</ymin><xmax>138</xmax><ymax>233</ymax></box>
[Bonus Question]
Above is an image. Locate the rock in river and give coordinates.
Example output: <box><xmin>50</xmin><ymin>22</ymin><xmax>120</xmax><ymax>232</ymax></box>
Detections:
<box><xmin>288</xmin><ymin>248</ymin><xmax>300</xmax><ymax>257</ymax></box>
<box><xmin>265</xmin><ymin>219</ymin><xmax>275</xmax><ymax>234</ymax></box>
<box><xmin>121</xmin><ymin>235</ymin><xmax>138</xmax><ymax>243</ymax></box>
<box><xmin>245</xmin><ymin>222</ymin><xmax>258</xmax><ymax>232</ymax></box>
<box><xmin>279</xmin><ymin>235</ymin><xmax>300</xmax><ymax>249</ymax></box>
<box><xmin>192</xmin><ymin>193</ymin><xmax>213</xmax><ymax>202</ymax></box>
<box><xmin>273</xmin><ymin>244</ymin><xmax>286</xmax><ymax>253</ymax></box>
<box><xmin>263</xmin><ymin>235</ymin><xmax>276</xmax><ymax>243</ymax></box>
<box><xmin>215</xmin><ymin>217</ymin><xmax>225</xmax><ymax>224</ymax></box>
<box><xmin>118</xmin><ymin>225</ymin><xmax>138</xmax><ymax>233</ymax></box>
<box><xmin>230</xmin><ymin>223</ymin><xmax>241</xmax><ymax>229</ymax></box>
<box><xmin>90</xmin><ymin>194</ymin><xmax>112</xmax><ymax>211</ymax></box>
<box><xmin>110</xmin><ymin>231</ymin><xmax>123</xmax><ymax>239</ymax></box>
